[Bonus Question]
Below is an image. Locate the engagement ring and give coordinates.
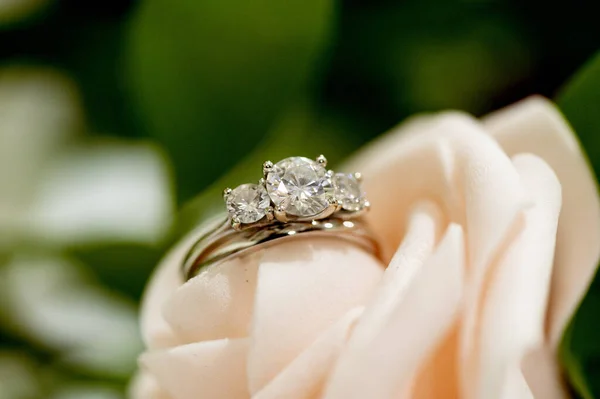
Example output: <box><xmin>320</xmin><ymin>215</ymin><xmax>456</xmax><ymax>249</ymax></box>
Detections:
<box><xmin>182</xmin><ymin>155</ymin><xmax>378</xmax><ymax>280</ymax></box>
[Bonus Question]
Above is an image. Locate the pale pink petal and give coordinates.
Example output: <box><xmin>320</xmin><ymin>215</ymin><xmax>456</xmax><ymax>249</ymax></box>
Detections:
<box><xmin>140</xmin><ymin>222</ymin><xmax>218</xmax><ymax>349</ymax></box>
<box><xmin>140</xmin><ymin>338</ymin><xmax>250</xmax><ymax>399</ymax></box>
<box><xmin>447</xmin><ymin>125</ymin><xmax>528</xmax><ymax>399</ymax></box>
<box><xmin>483</xmin><ymin>96</ymin><xmax>600</xmax><ymax>344</ymax></box>
<box><xmin>347</xmin><ymin>114</ymin><xmax>463</xmax><ymax>260</ymax></box>
<box><xmin>351</xmin><ymin>201</ymin><xmax>444</xmax><ymax>339</ymax></box>
<box><xmin>253</xmin><ymin>307</ymin><xmax>363</xmax><ymax>399</ymax></box>
<box><xmin>474</xmin><ymin>154</ymin><xmax>561</xmax><ymax>399</ymax></box>
<box><xmin>324</xmin><ymin>224</ymin><xmax>465</xmax><ymax>399</ymax></box>
<box><xmin>247</xmin><ymin>238</ymin><xmax>384</xmax><ymax>394</ymax></box>
<box><xmin>411</xmin><ymin>321</ymin><xmax>461</xmax><ymax>399</ymax></box>
<box><xmin>348</xmin><ymin>112</ymin><xmax>527</xmax><ymax>260</ymax></box>
<box><xmin>163</xmin><ymin>253</ymin><xmax>260</xmax><ymax>344</ymax></box>
<box><xmin>129</xmin><ymin>371</ymin><xmax>172</xmax><ymax>399</ymax></box>
<box><xmin>349</xmin><ymin>114</ymin><xmax>529</xmax><ymax>399</ymax></box>
<box><xmin>323</xmin><ymin>200</ymin><xmax>442</xmax><ymax>396</ymax></box>
<box><xmin>497</xmin><ymin>367</ymin><xmax>534</xmax><ymax>399</ymax></box>
<box><xmin>139</xmin><ymin>240</ymin><xmax>183</xmax><ymax>349</ymax></box>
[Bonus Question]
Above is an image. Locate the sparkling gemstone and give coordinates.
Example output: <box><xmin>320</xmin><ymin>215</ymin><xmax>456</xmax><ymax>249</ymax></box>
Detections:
<box><xmin>333</xmin><ymin>173</ymin><xmax>366</xmax><ymax>211</ymax></box>
<box><xmin>265</xmin><ymin>156</ymin><xmax>333</xmax><ymax>217</ymax></box>
<box><xmin>226</xmin><ymin>183</ymin><xmax>271</xmax><ymax>223</ymax></box>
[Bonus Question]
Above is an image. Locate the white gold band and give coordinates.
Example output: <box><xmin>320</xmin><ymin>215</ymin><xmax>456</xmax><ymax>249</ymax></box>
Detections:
<box><xmin>182</xmin><ymin>216</ymin><xmax>378</xmax><ymax>280</ymax></box>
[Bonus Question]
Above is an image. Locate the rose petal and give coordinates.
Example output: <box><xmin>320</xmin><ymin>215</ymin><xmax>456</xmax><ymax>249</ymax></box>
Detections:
<box><xmin>139</xmin><ymin>233</ymin><xmax>189</xmax><ymax>349</ymax></box>
<box><xmin>472</xmin><ymin>154</ymin><xmax>561</xmax><ymax>399</ymax></box>
<box><xmin>347</xmin><ymin>114</ymin><xmax>461</xmax><ymax>260</ymax></box>
<box><xmin>323</xmin><ymin>200</ymin><xmax>442</xmax><ymax>390</ymax></box>
<box><xmin>483</xmin><ymin>96</ymin><xmax>600</xmax><ymax>344</ymax></box>
<box><xmin>348</xmin><ymin>112</ymin><xmax>528</xmax><ymax>261</ymax></box>
<box><xmin>253</xmin><ymin>307</ymin><xmax>363</xmax><ymax>399</ymax></box>
<box><xmin>140</xmin><ymin>218</ymin><xmax>223</xmax><ymax>349</ymax></box>
<box><xmin>410</xmin><ymin>321</ymin><xmax>461</xmax><ymax>399</ymax></box>
<box><xmin>353</xmin><ymin>201</ymin><xmax>444</xmax><ymax>336</ymax></box>
<box><xmin>323</xmin><ymin>223</ymin><xmax>465</xmax><ymax>399</ymax></box>
<box><xmin>247</xmin><ymin>238</ymin><xmax>384</xmax><ymax>394</ymax></box>
<box><xmin>496</xmin><ymin>367</ymin><xmax>534</xmax><ymax>399</ymax></box>
<box><xmin>349</xmin><ymin>113</ymin><xmax>530</xmax><ymax>398</ymax></box>
<box><xmin>140</xmin><ymin>338</ymin><xmax>250</xmax><ymax>399</ymax></box>
<box><xmin>163</xmin><ymin>252</ymin><xmax>260</xmax><ymax>344</ymax></box>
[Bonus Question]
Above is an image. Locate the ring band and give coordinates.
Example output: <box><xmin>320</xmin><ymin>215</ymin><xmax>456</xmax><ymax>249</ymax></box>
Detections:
<box><xmin>181</xmin><ymin>154</ymin><xmax>378</xmax><ymax>280</ymax></box>
<box><xmin>182</xmin><ymin>216</ymin><xmax>378</xmax><ymax>280</ymax></box>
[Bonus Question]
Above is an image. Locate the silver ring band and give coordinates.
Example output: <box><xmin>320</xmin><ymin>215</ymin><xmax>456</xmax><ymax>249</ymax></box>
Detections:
<box><xmin>182</xmin><ymin>216</ymin><xmax>378</xmax><ymax>280</ymax></box>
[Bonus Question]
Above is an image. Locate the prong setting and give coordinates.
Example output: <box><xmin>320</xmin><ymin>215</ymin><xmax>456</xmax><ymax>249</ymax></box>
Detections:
<box><xmin>274</xmin><ymin>206</ymin><xmax>288</xmax><ymax>222</ymax></box>
<box><xmin>316</xmin><ymin>154</ymin><xmax>327</xmax><ymax>167</ymax></box>
<box><xmin>263</xmin><ymin>160</ymin><xmax>274</xmax><ymax>177</ymax></box>
<box><xmin>265</xmin><ymin>206</ymin><xmax>274</xmax><ymax>221</ymax></box>
<box><xmin>231</xmin><ymin>217</ymin><xmax>242</xmax><ymax>230</ymax></box>
<box><xmin>326</xmin><ymin>196</ymin><xmax>343</xmax><ymax>212</ymax></box>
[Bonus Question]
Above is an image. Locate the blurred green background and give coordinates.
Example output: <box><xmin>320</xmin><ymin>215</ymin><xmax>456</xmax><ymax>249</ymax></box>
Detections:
<box><xmin>0</xmin><ymin>0</ymin><xmax>599</xmax><ymax>398</ymax></box>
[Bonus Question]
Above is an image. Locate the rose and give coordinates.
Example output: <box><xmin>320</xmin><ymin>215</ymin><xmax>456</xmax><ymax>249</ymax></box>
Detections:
<box><xmin>131</xmin><ymin>97</ymin><xmax>600</xmax><ymax>399</ymax></box>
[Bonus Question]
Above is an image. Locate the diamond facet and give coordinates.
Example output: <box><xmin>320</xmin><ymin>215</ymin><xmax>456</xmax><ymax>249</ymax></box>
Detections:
<box><xmin>333</xmin><ymin>173</ymin><xmax>366</xmax><ymax>211</ymax></box>
<box><xmin>265</xmin><ymin>156</ymin><xmax>333</xmax><ymax>217</ymax></box>
<box><xmin>226</xmin><ymin>183</ymin><xmax>270</xmax><ymax>224</ymax></box>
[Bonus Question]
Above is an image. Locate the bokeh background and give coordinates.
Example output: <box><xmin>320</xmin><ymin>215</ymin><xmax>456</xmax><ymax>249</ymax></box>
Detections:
<box><xmin>1</xmin><ymin>0</ymin><xmax>600</xmax><ymax>398</ymax></box>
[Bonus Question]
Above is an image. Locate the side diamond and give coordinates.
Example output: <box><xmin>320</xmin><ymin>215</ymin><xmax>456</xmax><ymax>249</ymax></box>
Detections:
<box><xmin>225</xmin><ymin>183</ymin><xmax>270</xmax><ymax>224</ymax></box>
<box><xmin>333</xmin><ymin>173</ymin><xmax>366</xmax><ymax>211</ymax></box>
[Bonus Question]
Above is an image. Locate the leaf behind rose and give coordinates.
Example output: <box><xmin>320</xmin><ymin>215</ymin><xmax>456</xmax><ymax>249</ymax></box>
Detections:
<box><xmin>557</xmin><ymin>52</ymin><xmax>600</xmax><ymax>179</ymax></box>
<box><xmin>557</xmin><ymin>51</ymin><xmax>600</xmax><ymax>399</ymax></box>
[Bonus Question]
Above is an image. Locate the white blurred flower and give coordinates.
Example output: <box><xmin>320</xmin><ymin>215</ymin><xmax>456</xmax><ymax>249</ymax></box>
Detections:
<box><xmin>0</xmin><ymin>65</ymin><xmax>175</xmax><ymax>389</ymax></box>
<box><xmin>0</xmin><ymin>65</ymin><xmax>174</xmax><ymax>248</ymax></box>
<box><xmin>0</xmin><ymin>254</ymin><xmax>143</xmax><ymax>378</ymax></box>
<box><xmin>0</xmin><ymin>67</ymin><xmax>82</xmax><ymax>248</ymax></box>
<box><xmin>27</xmin><ymin>140</ymin><xmax>173</xmax><ymax>246</ymax></box>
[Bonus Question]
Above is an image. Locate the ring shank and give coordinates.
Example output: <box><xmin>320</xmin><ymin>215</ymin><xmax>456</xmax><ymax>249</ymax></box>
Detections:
<box><xmin>182</xmin><ymin>217</ymin><xmax>379</xmax><ymax>280</ymax></box>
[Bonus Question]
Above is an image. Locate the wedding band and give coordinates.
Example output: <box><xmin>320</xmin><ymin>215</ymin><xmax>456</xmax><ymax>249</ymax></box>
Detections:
<box><xmin>182</xmin><ymin>155</ymin><xmax>378</xmax><ymax>280</ymax></box>
<box><xmin>182</xmin><ymin>216</ymin><xmax>378</xmax><ymax>279</ymax></box>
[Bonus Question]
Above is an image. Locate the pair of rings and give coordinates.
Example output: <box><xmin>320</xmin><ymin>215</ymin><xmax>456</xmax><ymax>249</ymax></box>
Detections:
<box><xmin>182</xmin><ymin>155</ymin><xmax>379</xmax><ymax>280</ymax></box>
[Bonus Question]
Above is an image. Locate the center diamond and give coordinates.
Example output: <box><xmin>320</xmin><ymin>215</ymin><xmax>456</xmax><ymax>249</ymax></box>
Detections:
<box><xmin>265</xmin><ymin>156</ymin><xmax>333</xmax><ymax>217</ymax></box>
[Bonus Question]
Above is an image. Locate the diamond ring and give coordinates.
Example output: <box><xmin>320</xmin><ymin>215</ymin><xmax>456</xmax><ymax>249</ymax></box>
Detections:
<box><xmin>182</xmin><ymin>155</ymin><xmax>378</xmax><ymax>280</ymax></box>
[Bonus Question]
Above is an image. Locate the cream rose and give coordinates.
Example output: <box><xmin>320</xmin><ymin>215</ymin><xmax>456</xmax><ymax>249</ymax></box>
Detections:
<box><xmin>131</xmin><ymin>97</ymin><xmax>600</xmax><ymax>399</ymax></box>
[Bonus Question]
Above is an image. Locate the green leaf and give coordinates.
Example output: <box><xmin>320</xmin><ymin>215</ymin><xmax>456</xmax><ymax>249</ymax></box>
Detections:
<box><xmin>559</xmin><ymin>272</ymin><xmax>600</xmax><ymax>399</ymax></box>
<box><xmin>125</xmin><ymin>0</ymin><xmax>335</xmax><ymax>202</ymax></box>
<box><xmin>557</xmin><ymin>51</ymin><xmax>600</xmax><ymax>399</ymax></box>
<box><xmin>557</xmin><ymin>52</ymin><xmax>600</xmax><ymax>179</ymax></box>
<box><xmin>325</xmin><ymin>2</ymin><xmax>531</xmax><ymax>118</ymax></box>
